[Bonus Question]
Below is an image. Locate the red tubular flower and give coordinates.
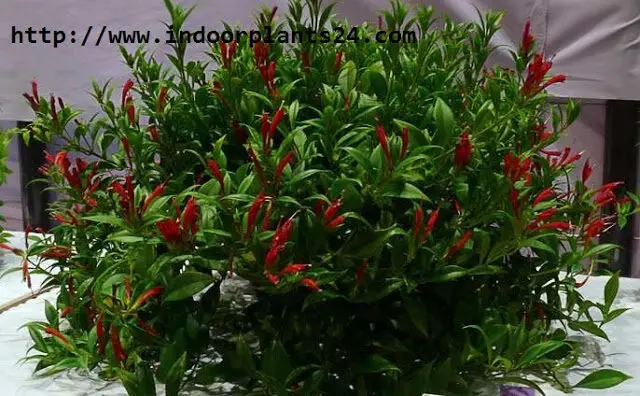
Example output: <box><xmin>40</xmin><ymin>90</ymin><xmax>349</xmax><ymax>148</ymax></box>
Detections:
<box><xmin>413</xmin><ymin>207</ymin><xmax>424</xmax><ymax>239</ymax></box>
<box><xmin>60</xmin><ymin>306</ymin><xmax>73</xmax><ymax>318</ymax></box>
<box><xmin>326</xmin><ymin>215</ymin><xmax>346</xmax><ymax>230</ymax></box>
<box><xmin>265</xmin><ymin>218</ymin><xmax>295</xmax><ymax>268</ymax></box>
<box><xmin>301</xmin><ymin>51</ymin><xmax>311</xmax><ymax>72</ymax></box>
<box><xmin>157</xmin><ymin>198</ymin><xmax>199</xmax><ymax>245</ymax></box>
<box><xmin>270</xmin><ymin>106</ymin><xmax>285</xmax><ymax>140</ymax></box>
<box><xmin>207</xmin><ymin>159</ymin><xmax>225</xmax><ymax>194</ymax></box>
<box><xmin>125</xmin><ymin>97</ymin><xmax>135</xmax><ymax>124</ymax></box>
<box><xmin>40</xmin><ymin>245</ymin><xmax>72</xmax><ymax>260</ymax></box>
<box><xmin>121</xmin><ymin>137</ymin><xmax>133</xmax><ymax>166</ymax></box>
<box><xmin>232</xmin><ymin>120</ymin><xmax>246</xmax><ymax>143</ymax></box>
<box><xmin>259</xmin><ymin>61</ymin><xmax>278</xmax><ymax>96</ymax></box>
<box><xmin>301</xmin><ymin>278</ymin><xmax>321</xmax><ymax>292</ymax></box>
<box><xmin>220</xmin><ymin>40</ymin><xmax>238</xmax><ymax>69</ymax></box>
<box><xmin>582</xmin><ymin>159</ymin><xmax>593</xmax><ymax>184</ymax></box>
<box><xmin>96</xmin><ymin>313</ymin><xmax>105</xmax><ymax>338</ymax></box>
<box><xmin>148</xmin><ymin>125</ymin><xmax>160</xmax><ymax>142</ymax></box>
<box><xmin>50</xmin><ymin>96</ymin><xmax>58</xmax><ymax>124</ymax></box>
<box><xmin>454</xmin><ymin>130</ymin><xmax>472</xmax><ymax>168</ymax></box>
<box><xmin>122</xmin><ymin>79</ymin><xmax>134</xmax><ymax>107</ymax></box>
<box><xmin>132</xmin><ymin>286</ymin><xmax>164</xmax><ymax>309</ymax></box>
<box><xmin>248</xmin><ymin>147</ymin><xmax>266</xmax><ymax>185</ymax></box>
<box><xmin>38</xmin><ymin>151</ymin><xmax>55</xmax><ymax>174</ymax></box>
<box><xmin>22</xmin><ymin>258</ymin><xmax>31</xmax><ymax>289</ymax></box>
<box><xmin>31</xmin><ymin>80</ymin><xmax>40</xmax><ymax>102</ymax></box>
<box><xmin>521</xmin><ymin>20</ymin><xmax>534</xmax><ymax>54</ymax></box>
<box><xmin>594</xmin><ymin>190</ymin><xmax>616</xmax><ymax>208</ymax></box>
<box><xmin>279</xmin><ymin>263</ymin><xmax>312</xmax><ymax>276</ymax></box>
<box><xmin>254</xmin><ymin>42</ymin><xmax>270</xmax><ymax>67</ymax></box>
<box><xmin>182</xmin><ymin>198</ymin><xmax>199</xmax><ymax>235</ymax></box>
<box><xmin>510</xmin><ymin>189</ymin><xmax>520</xmax><ymax>215</ymax></box>
<box><xmin>453</xmin><ymin>197</ymin><xmax>462</xmax><ymax>215</ymax></box>
<box><xmin>323</xmin><ymin>199</ymin><xmax>342</xmax><ymax>224</ymax></box>
<box><xmin>246</xmin><ymin>192</ymin><xmax>267</xmax><ymax>236</ymax></box>
<box><xmin>334</xmin><ymin>51</ymin><xmax>343</xmax><ymax>72</ymax></box>
<box><xmin>530</xmin><ymin>221</ymin><xmax>571</xmax><ymax>232</ymax></box>
<box><xmin>44</xmin><ymin>327</ymin><xmax>70</xmax><ymax>345</ymax></box>
<box><xmin>533</xmin><ymin>188</ymin><xmax>555</xmax><ymax>206</ymax></box>
<box><xmin>138</xmin><ymin>320</ymin><xmax>159</xmax><ymax>336</ymax></box>
<box><xmin>503</xmin><ymin>153</ymin><xmax>531</xmax><ymax>183</ymax></box>
<box><xmin>275</xmin><ymin>151</ymin><xmax>295</xmax><ymax>185</ymax></box>
<box><xmin>124</xmin><ymin>278</ymin><xmax>132</xmax><ymax>301</ymax></box>
<box><xmin>420</xmin><ymin>209</ymin><xmax>439</xmax><ymax>244</ymax></box>
<box><xmin>375</xmin><ymin>124</ymin><xmax>392</xmax><ymax>165</ymax></box>
<box><xmin>157</xmin><ymin>86</ymin><xmax>168</xmax><ymax>112</ymax></box>
<box><xmin>142</xmin><ymin>183</ymin><xmax>166</xmax><ymax>214</ymax></box>
<box><xmin>314</xmin><ymin>199</ymin><xmax>326</xmax><ymax>217</ymax></box>
<box><xmin>110</xmin><ymin>325</ymin><xmax>127</xmax><ymax>363</ymax></box>
<box><xmin>260</xmin><ymin>112</ymin><xmax>271</xmax><ymax>148</ymax></box>
<box><xmin>535</xmin><ymin>124</ymin><xmax>553</xmax><ymax>143</ymax></box>
<box><xmin>585</xmin><ymin>218</ymin><xmax>608</xmax><ymax>240</ymax></box>
<box><xmin>355</xmin><ymin>258</ymin><xmax>369</xmax><ymax>285</ymax></box>
<box><xmin>535</xmin><ymin>208</ymin><xmax>558</xmax><ymax>223</ymax></box>
<box><xmin>265</xmin><ymin>272</ymin><xmax>280</xmax><ymax>285</ymax></box>
<box><xmin>446</xmin><ymin>230</ymin><xmax>473</xmax><ymax>259</ymax></box>
<box><xmin>521</xmin><ymin>53</ymin><xmax>566</xmax><ymax>96</ymax></box>
<box><xmin>400</xmin><ymin>127</ymin><xmax>409</xmax><ymax>159</ymax></box>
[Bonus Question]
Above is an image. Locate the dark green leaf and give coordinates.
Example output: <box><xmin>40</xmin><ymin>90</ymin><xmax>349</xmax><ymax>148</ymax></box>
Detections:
<box><xmin>359</xmin><ymin>355</ymin><xmax>400</xmax><ymax>374</ymax></box>
<box><xmin>164</xmin><ymin>272</ymin><xmax>214</xmax><ymax>302</ymax></box>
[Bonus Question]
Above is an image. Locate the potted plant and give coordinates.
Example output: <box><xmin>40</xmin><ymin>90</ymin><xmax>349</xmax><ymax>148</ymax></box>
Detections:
<box><xmin>5</xmin><ymin>0</ymin><xmax>636</xmax><ymax>394</ymax></box>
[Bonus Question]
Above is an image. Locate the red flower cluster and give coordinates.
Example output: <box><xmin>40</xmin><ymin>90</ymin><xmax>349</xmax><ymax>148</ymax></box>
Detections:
<box><xmin>219</xmin><ymin>40</ymin><xmax>238</xmax><ymax>69</ymax></box>
<box><xmin>156</xmin><ymin>197</ymin><xmax>199</xmax><ymax>247</ymax></box>
<box><xmin>260</xmin><ymin>106</ymin><xmax>286</xmax><ymax>155</ymax></box>
<box><xmin>317</xmin><ymin>198</ymin><xmax>345</xmax><ymax>230</ymax></box>
<box><xmin>207</xmin><ymin>159</ymin><xmax>225</xmax><ymax>194</ymax></box>
<box><xmin>445</xmin><ymin>230</ymin><xmax>473</xmax><ymax>259</ymax></box>
<box><xmin>112</xmin><ymin>176</ymin><xmax>165</xmax><ymax>223</ymax></box>
<box><xmin>521</xmin><ymin>53</ymin><xmax>566</xmax><ymax>97</ymax></box>
<box><xmin>454</xmin><ymin>130</ymin><xmax>472</xmax><ymax>168</ymax></box>
<box><xmin>254</xmin><ymin>42</ymin><xmax>278</xmax><ymax>96</ymax></box>
<box><xmin>412</xmin><ymin>207</ymin><xmax>439</xmax><ymax>246</ymax></box>
<box><xmin>503</xmin><ymin>153</ymin><xmax>532</xmax><ymax>184</ymax></box>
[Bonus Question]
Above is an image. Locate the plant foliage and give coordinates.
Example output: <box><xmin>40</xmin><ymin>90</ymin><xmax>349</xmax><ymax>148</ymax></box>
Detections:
<box><xmin>3</xmin><ymin>0</ymin><xmax>637</xmax><ymax>395</ymax></box>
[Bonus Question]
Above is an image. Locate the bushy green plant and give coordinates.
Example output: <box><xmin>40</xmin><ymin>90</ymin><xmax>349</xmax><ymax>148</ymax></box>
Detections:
<box><xmin>4</xmin><ymin>0</ymin><xmax>636</xmax><ymax>395</ymax></box>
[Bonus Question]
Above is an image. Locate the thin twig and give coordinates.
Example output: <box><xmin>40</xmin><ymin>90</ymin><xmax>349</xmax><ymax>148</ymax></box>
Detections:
<box><xmin>0</xmin><ymin>285</ymin><xmax>56</xmax><ymax>314</ymax></box>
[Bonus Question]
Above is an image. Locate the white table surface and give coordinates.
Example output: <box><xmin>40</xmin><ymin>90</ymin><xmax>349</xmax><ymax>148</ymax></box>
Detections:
<box><xmin>1</xmin><ymin>232</ymin><xmax>639</xmax><ymax>395</ymax></box>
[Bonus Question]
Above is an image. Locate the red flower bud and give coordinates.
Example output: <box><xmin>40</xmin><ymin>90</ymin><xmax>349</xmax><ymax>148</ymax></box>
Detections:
<box><xmin>412</xmin><ymin>207</ymin><xmax>424</xmax><ymax>239</ymax></box>
<box><xmin>355</xmin><ymin>258</ymin><xmax>369</xmax><ymax>285</ymax></box>
<box><xmin>533</xmin><ymin>188</ymin><xmax>555</xmax><ymax>206</ymax></box>
<box><xmin>279</xmin><ymin>263</ymin><xmax>312</xmax><ymax>276</ymax></box>
<box><xmin>582</xmin><ymin>159</ymin><xmax>593</xmax><ymax>184</ymax></box>
<box><xmin>270</xmin><ymin>106</ymin><xmax>285</xmax><ymax>140</ymax></box>
<box><xmin>60</xmin><ymin>306</ymin><xmax>73</xmax><ymax>318</ymax></box>
<box><xmin>110</xmin><ymin>325</ymin><xmax>127</xmax><ymax>363</ymax></box>
<box><xmin>446</xmin><ymin>230</ymin><xmax>473</xmax><ymax>259</ymax></box>
<box><xmin>157</xmin><ymin>86</ymin><xmax>168</xmax><ymax>112</ymax></box>
<box><xmin>420</xmin><ymin>209</ymin><xmax>439</xmax><ymax>244</ymax></box>
<box><xmin>323</xmin><ymin>199</ymin><xmax>342</xmax><ymax>223</ymax></box>
<box><xmin>375</xmin><ymin>125</ymin><xmax>392</xmax><ymax>165</ymax></box>
<box><xmin>454</xmin><ymin>131</ymin><xmax>472</xmax><ymax>168</ymax></box>
<box><xmin>400</xmin><ymin>127</ymin><xmax>409</xmax><ymax>159</ymax></box>
<box><xmin>132</xmin><ymin>286</ymin><xmax>164</xmax><ymax>309</ymax></box>
<box><xmin>44</xmin><ymin>327</ymin><xmax>70</xmax><ymax>345</ymax></box>
<box><xmin>275</xmin><ymin>151</ymin><xmax>295</xmax><ymax>185</ymax></box>
<box><xmin>207</xmin><ymin>159</ymin><xmax>225</xmax><ymax>194</ymax></box>
<box><xmin>50</xmin><ymin>96</ymin><xmax>58</xmax><ymax>124</ymax></box>
<box><xmin>138</xmin><ymin>320</ymin><xmax>159</xmax><ymax>336</ymax></box>
<box><xmin>301</xmin><ymin>278</ymin><xmax>321</xmax><ymax>292</ymax></box>
<box><xmin>521</xmin><ymin>20</ymin><xmax>534</xmax><ymax>54</ymax></box>
<box><xmin>247</xmin><ymin>192</ymin><xmax>267</xmax><ymax>236</ymax></box>
<box><xmin>122</xmin><ymin>79</ymin><xmax>134</xmax><ymax>107</ymax></box>
<box><xmin>326</xmin><ymin>215</ymin><xmax>346</xmax><ymax>230</ymax></box>
<box><xmin>334</xmin><ymin>51</ymin><xmax>343</xmax><ymax>72</ymax></box>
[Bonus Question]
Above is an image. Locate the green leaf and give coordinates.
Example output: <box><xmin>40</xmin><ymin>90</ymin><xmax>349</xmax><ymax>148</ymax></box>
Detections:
<box><xmin>425</xmin><ymin>266</ymin><xmax>467</xmax><ymax>282</ymax></box>
<box><xmin>289</xmin><ymin>169</ymin><xmax>325</xmax><ymax>186</ymax></box>
<box><xmin>569</xmin><ymin>321</ymin><xmax>609</xmax><ymax>341</ymax></box>
<box><xmin>404</xmin><ymin>298</ymin><xmax>429</xmax><ymax>337</ymax></box>
<box><xmin>44</xmin><ymin>300</ymin><xmax>58</xmax><ymax>327</ymax></box>
<box><xmin>338</xmin><ymin>61</ymin><xmax>357</xmax><ymax>96</ymax></box>
<box><xmin>262</xmin><ymin>341</ymin><xmax>292</xmax><ymax>383</ymax></box>
<box><xmin>165</xmin><ymin>352</ymin><xmax>186</xmax><ymax>396</ymax></box>
<box><xmin>381</xmin><ymin>181</ymin><xmax>429</xmax><ymax>201</ymax></box>
<box><xmin>359</xmin><ymin>355</ymin><xmax>400</xmax><ymax>374</ymax></box>
<box><xmin>82</xmin><ymin>215</ymin><xmax>126</xmax><ymax>227</ymax></box>
<box><xmin>232</xmin><ymin>335</ymin><xmax>255</xmax><ymax>373</ymax></box>
<box><xmin>302</xmin><ymin>290</ymin><xmax>345</xmax><ymax>311</ymax></box>
<box><xmin>574</xmin><ymin>369</ymin><xmax>631</xmax><ymax>389</ymax></box>
<box><xmin>28</xmin><ymin>326</ymin><xmax>48</xmax><ymax>353</ymax></box>
<box><xmin>342</xmin><ymin>147</ymin><xmax>373</xmax><ymax>174</ymax></box>
<box><xmin>434</xmin><ymin>98</ymin><xmax>454</xmax><ymax>139</ymax></box>
<box><xmin>341</xmin><ymin>227</ymin><xmax>403</xmax><ymax>258</ymax></box>
<box><xmin>604</xmin><ymin>307</ymin><xmax>629</xmax><ymax>324</ymax></box>
<box><xmin>517</xmin><ymin>340</ymin><xmax>566</xmax><ymax>367</ymax></box>
<box><xmin>164</xmin><ymin>271</ymin><xmax>214</xmax><ymax>302</ymax></box>
<box><xmin>604</xmin><ymin>272</ymin><xmax>619</xmax><ymax>311</ymax></box>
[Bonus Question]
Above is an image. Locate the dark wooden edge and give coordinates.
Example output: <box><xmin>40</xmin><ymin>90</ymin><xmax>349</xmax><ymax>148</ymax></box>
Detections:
<box><xmin>16</xmin><ymin>121</ymin><xmax>51</xmax><ymax>231</ymax></box>
<box><xmin>601</xmin><ymin>100</ymin><xmax>639</xmax><ymax>276</ymax></box>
